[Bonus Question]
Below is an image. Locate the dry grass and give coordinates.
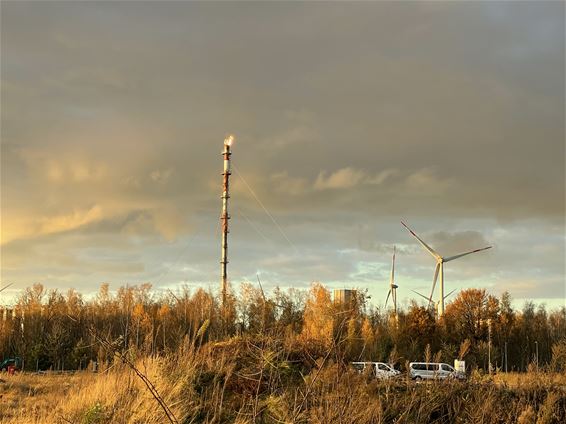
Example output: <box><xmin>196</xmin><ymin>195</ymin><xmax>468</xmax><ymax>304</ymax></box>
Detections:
<box><xmin>2</xmin><ymin>337</ymin><xmax>565</xmax><ymax>424</ymax></box>
<box><xmin>0</xmin><ymin>372</ymin><xmax>96</xmax><ymax>423</ymax></box>
<box><xmin>492</xmin><ymin>371</ymin><xmax>566</xmax><ymax>388</ymax></box>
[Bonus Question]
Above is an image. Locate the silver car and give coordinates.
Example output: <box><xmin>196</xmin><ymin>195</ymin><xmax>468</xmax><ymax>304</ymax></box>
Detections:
<box><xmin>351</xmin><ymin>361</ymin><xmax>401</xmax><ymax>379</ymax></box>
<box><xmin>409</xmin><ymin>362</ymin><xmax>465</xmax><ymax>381</ymax></box>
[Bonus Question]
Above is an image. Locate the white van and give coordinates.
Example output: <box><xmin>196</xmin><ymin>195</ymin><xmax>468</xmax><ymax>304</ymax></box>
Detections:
<box><xmin>351</xmin><ymin>362</ymin><xmax>401</xmax><ymax>379</ymax></box>
<box><xmin>409</xmin><ymin>362</ymin><xmax>465</xmax><ymax>381</ymax></box>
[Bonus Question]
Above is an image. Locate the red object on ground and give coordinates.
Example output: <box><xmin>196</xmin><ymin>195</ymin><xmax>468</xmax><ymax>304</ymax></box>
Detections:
<box><xmin>7</xmin><ymin>365</ymin><xmax>15</xmax><ymax>375</ymax></box>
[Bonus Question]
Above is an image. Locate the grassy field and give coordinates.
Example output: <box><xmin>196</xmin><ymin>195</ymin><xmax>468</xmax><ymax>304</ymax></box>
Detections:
<box><xmin>1</xmin><ymin>339</ymin><xmax>565</xmax><ymax>424</ymax></box>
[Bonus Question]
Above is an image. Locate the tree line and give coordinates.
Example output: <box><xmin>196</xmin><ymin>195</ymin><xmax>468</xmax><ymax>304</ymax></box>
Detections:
<box><xmin>1</xmin><ymin>282</ymin><xmax>565</xmax><ymax>372</ymax></box>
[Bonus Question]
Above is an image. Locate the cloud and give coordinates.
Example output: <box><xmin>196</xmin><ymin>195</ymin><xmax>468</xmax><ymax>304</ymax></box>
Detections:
<box><xmin>261</xmin><ymin>111</ymin><xmax>320</xmax><ymax>150</ymax></box>
<box><xmin>149</xmin><ymin>168</ymin><xmax>174</xmax><ymax>184</ymax></box>
<box><xmin>20</xmin><ymin>148</ymin><xmax>109</xmax><ymax>184</ymax></box>
<box><xmin>270</xmin><ymin>171</ymin><xmax>309</xmax><ymax>196</ymax></box>
<box><xmin>1</xmin><ymin>205</ymin><xmax>104</xmax><ymax>245</ymax></box>
<box><xmin>495</xmin><ymin>275</ymin><xmax>565</xmax><ymax>300</ymax></box>
<box><xmin>428</xmin><ymin>230</ymin><xmax>491</xmax><ymax>255</ymax></box>
<box><xmin>404</xmin><ymin>168</ymin><xmax>455</xmax><ymax>194</ymax></box>
<box><xmin>268</xmin><ymin>166</ymin><xmax>450</xmax><ymax>199</ymax></box>
<box><xmin>366</xmin><ymin>169</ymin><xmax>399</xmax><ymax>185</ymax></box>
<box><xmin>39</xmin><ymin>205</ymin><xmax>104</xmax><ymax>236</ymax></box>
<box><xmin>314</xmin><ymin>167</ymin><xmax>367</xmax><ymax>190</ymax></box>
<box><xmin>120</xmin><ymin>208</ymin><xmax>188</xmax><ymax>241</ymax></box>
<box><xmin>149</xmin><ymin>207</ymin><xmax>188</xmax><ymax>241</ymax></box>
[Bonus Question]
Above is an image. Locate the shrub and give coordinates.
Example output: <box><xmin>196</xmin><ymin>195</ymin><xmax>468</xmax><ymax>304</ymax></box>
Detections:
<box><xmin>550</xmin><ymin>340</ymin><xmax>566</xmax><ymax>372</ymax></box>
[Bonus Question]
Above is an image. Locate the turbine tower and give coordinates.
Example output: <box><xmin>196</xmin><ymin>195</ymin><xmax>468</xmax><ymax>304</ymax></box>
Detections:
<box><xmin>401</xmin><ymin>221</ymin><xmax>491</xmax><ymax>318</ymax></box>
<box><xmin>385</xmin><ymin>246</ymin><xmax>398</xmax><ymax>325</ymax></box>
<box><xmin>220</xmin><ymin>135</ymin><xmax>234</xmax><ymax>309</ymax></box>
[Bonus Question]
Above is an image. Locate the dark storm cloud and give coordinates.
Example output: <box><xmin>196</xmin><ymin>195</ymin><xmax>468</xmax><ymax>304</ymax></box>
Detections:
<box><xmin>1</xmin><ymin>1</ymin><xmax>564</xmax><ymax>307</ymax></box>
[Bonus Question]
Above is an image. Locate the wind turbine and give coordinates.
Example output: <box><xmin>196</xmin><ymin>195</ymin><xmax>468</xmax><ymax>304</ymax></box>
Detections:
<box><xmin>401</xmin><ymin>221</ymin><xmax>491</xmax><ymax>318</ymax></box>
<box><xmin>385</xmin><ymin>246</ymin><xmax>398</xmax><ymax>325</ymax></box>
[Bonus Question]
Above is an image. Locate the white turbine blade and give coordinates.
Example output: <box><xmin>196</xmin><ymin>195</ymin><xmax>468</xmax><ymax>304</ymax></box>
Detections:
<box><xmin>444</xmin><ymin>288</ymin><xmax>457</xmax><ymax>300</ymax></box>
<box><xmin>390</xmin><ymin>246</ymin><xmax>396</xmax><ymax>287</ymax></box>
<box><xmin>428</xmin><ymin>262</ymin><xmax>440</xmax><ymax>308</ymax></box>
<box><xmin>385</xmin><ymin>289</ymin><xmax>392</xmax><ymax>307</ymax></box>
<box><xmin>411</xmin><ymin>289</ymin><xmax>430</xmax><ymax>302</ymax></box>
<box><xmin>256</xmin><ymin>274</ymin><xmax>267</xmax><ymax>302</ymax></box>
<box><xmin>401</xmin><ymin>221</ymin><xmax>441</xmax><ymax>260</ymax></box>
<box><xmin>444</xmin><ymin>246</ymin><xmax>492</xmax><ymax>263</ymax></box>
<box><xmin>0</xmin><ymin>283</ymin><xmax>13</xmax><ymax>293</ymax></box>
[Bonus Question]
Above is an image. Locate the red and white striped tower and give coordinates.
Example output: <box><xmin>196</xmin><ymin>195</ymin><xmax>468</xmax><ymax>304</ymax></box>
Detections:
<box><xmin>220</xmin><ymin>135</ymin><xmax>234</xmax><ymax>308</ymax></box>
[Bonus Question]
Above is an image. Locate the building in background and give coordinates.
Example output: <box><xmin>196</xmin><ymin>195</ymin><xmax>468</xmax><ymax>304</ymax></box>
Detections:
<box><xmin>333</xmin><ymin>289</ymin><xmax>357</xmax><ymax>306</ymax></box>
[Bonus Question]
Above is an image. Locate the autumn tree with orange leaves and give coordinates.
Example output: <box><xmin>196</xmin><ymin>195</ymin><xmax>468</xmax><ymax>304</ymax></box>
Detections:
<box><xmin>444</xmin><ymin>288</ymin><xmax>499</xmax><ymax>342</ymax></box>
<box><xmin>299</xmin><ymin>283</ymin><xmax>334</xmax><ymax>350</ymax></box>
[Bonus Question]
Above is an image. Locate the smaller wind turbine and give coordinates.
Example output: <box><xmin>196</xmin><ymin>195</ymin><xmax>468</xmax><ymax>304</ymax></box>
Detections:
<box><xmin>385</xmin><ymin>246</ymin><xmax>398</xmax><ymax>325</ymax></box>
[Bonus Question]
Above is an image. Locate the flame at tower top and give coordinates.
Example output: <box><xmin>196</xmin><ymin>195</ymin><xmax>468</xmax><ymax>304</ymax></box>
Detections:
<box><xmin>224</xmin><ymin>134</ymin><xmax>234</xmax><ymax>147</ymax></box>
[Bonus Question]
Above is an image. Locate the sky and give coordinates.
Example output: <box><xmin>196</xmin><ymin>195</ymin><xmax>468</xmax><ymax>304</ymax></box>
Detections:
<box><xmin>1</xmin><ymin>1</ymin><xmax>564</xmax><ymax>310</ymax></box>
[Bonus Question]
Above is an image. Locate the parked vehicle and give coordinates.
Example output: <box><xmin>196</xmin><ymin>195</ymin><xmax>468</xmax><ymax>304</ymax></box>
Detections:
<box><xmin>351</xmin><ymin>361</ymin><xmax>401</xmax><ymax>379</ymax></box>
<box><xmin>408</xmin><ymin>362</ymin><xmax>466</xmax><ymax>381</ymax></box>
<box><xmin>0</xmin><ymin>357</ymin><xmax>22</xmax><ymax>372</ymax></box>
